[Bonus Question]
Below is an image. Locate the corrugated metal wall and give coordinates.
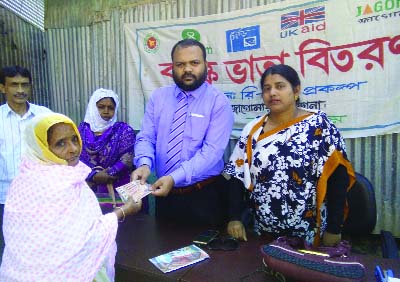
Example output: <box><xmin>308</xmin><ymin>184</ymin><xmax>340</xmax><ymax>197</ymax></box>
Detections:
<box><xmin>45</xmin><ymin>0</ymin><xmax>399</xmax><ymax>237</ymax></box>
<box><xmin>0</xmin><ymin>6</ymin><xmax>49</xmax><ymax>106</ymax></box>
<box><xmin>0</xmin><ymin>0</ymin><xmax>45</xmax><ymax>30</ymax></box>
<box><xmin>346</xmin><ymin>134</ymin><xmax>400</xmax><ymax>236</ymax></box>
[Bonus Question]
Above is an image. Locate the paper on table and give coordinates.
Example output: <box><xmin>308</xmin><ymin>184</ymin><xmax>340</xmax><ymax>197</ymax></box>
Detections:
<box><xmin>149</xmin><ymin>244</ymin><xmax>210</xmax><ymax>273</ymax></box>
<box><xmin>115</xmin><ymin>180</ymin><xmax>152</xmax><ymax>202</ymax></box>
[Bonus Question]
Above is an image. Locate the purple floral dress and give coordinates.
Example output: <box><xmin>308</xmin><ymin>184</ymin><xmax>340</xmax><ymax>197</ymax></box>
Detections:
<box><xmin>78</xmin><ymin>121</ymin><xmax>136</xmax><ymax>197</ymax></box>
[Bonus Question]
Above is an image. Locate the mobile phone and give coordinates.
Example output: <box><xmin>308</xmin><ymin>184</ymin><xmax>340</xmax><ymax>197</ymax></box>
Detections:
<box><xmin>193</xmin><ymin>230</ymin><xmax>219</xmax><ymax>245</ymax></box>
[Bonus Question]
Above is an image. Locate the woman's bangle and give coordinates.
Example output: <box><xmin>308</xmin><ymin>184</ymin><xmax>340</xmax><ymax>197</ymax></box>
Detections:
<box><xmin>115</xmin><ymin>206</ymin><xmax>125</xmax><ymax>222</ymax></box>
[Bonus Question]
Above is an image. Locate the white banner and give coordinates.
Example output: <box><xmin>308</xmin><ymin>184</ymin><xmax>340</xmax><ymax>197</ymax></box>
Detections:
<box><xmin>125</xmin><ymin>0</ymin><xmax>400</xmax><ymax>138</ymax></box>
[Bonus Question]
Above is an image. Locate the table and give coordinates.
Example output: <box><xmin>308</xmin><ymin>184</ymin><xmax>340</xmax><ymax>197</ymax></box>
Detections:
<box><xmin>115</xmin><ymin>214</ymin><xmax>272</xmax><ymax>282</ymax></box>
<box><xmin>115</xmin><ymin>214</ymin><xmax>400</xmax><ymax>282</ymax></box>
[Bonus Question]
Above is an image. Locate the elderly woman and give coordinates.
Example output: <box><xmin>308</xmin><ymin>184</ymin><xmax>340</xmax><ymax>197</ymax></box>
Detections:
<box><xmin>225</xmin><ymin>64</ymin><xmax>355</xmax><ymax>246</ymax></box>
<box><xmin>0</xmin><ymin>113</ymin><xmax>141</xmax><ymax>281</ymax></box>
<box><xmin>79</xmin><ymin>88</ymin><xmax>136</xmax><ymax>209</ymax></box>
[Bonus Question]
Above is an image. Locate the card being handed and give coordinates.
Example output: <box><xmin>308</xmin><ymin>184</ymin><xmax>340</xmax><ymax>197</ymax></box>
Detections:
<box><xmin>116</xmin><ymin>180</ymin><xmax>152</xmax><ymax>203</ymax></box>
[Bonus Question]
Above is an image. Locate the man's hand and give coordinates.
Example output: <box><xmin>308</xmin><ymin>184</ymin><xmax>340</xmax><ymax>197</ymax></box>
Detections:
<box><xmin>93</xmin><ymin>170</ymin><xmax>117</xmax><ymax>184</ymax></box>
<box><xmin>322</xmin><ymin>231</ymin><xmax>341</xmax><ymax>246</ymax></box>
<box><xmin>227</xmin><ymin>220</ymin><xmax>247</xmax><ymax>241</ymax></box>
<box><xmin>151</xmin><ymin>175</ymin><xmax>175</xmax><ymax>197</ymax></box>
<box><xmin>131</xmin><ymin>165</ymin><xmax>151</xmax><ymax>185</ymax></box>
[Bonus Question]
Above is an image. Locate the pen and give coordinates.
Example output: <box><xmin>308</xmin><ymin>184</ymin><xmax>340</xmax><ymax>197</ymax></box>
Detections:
<box><xmin>375</xmin><ymin>265</ymin><xmax>385</xmax><ymax>282</ymax></box>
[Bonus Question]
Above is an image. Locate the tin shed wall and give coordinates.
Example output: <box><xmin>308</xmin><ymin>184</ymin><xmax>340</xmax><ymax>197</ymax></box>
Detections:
<box><xmin>0</xmin><ymin>6</ymin><xmax>49</xmax><ymax>107</ymax></box>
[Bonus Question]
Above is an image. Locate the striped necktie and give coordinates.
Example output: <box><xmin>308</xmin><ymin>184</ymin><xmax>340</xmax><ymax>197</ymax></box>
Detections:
<box><xmin>165</xmin><ymin>92</ymin><xmax>188</xmax><ymax>175</ymax></box>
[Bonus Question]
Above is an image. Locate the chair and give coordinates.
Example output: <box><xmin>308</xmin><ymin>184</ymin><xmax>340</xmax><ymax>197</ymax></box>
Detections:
<box><xmin>343</xmin><ymin>172</ymin><xmax>377</xmax><ymax>235</ymax></box>
<box><xmin>343</xmin><ymin>172</ymin><xmax>399</xmax><ymax>259</ymax></box>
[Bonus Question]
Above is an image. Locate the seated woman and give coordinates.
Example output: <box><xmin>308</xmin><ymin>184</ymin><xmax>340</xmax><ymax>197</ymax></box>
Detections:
<box><xmin>225</xmin><ymin>64</ymin><xmax>355</xmax><ymax>246</ymax></box>
<box><xmin>0</xmin><ymin>113</ymin><xmax>141</xmax><ymax>281</ymax></box>
<box><xmin>79</xmin><ymin>88</ymin><xmax>136</xmax><ymax>210</ymax></box>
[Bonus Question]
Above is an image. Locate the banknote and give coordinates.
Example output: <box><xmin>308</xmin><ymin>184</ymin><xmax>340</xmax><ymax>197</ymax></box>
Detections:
<box><xmin>116</xmin><ymin>180</ymin><xmax>152</xmax><ymax>203</ymax></box>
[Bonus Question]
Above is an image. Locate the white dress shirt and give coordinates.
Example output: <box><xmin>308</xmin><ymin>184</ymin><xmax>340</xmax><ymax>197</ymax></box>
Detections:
<box><xmin>0</xmin><ymin>102</ymin><xmax>51</xmax><ymax>203</ymax></box>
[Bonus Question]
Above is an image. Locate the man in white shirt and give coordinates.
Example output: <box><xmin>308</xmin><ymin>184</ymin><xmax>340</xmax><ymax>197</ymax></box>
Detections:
<box><xmin>0</xmin><ymin>66</ymin><xmax>51</xmax><ymax>257</ymax></box>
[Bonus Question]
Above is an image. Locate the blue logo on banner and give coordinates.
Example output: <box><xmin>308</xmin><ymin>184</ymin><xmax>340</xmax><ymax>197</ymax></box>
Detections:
<box><xmin>226</xmin><ymin>25</ymin><xmax>260</xmax><ymax>53</ymax></box>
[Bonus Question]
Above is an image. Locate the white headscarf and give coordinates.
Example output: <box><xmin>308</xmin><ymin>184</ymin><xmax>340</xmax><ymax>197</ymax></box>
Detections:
<box><xmin>84</xmin><ymin>88</ymin><xmax>120</xmax><ymax>133</ymax></box>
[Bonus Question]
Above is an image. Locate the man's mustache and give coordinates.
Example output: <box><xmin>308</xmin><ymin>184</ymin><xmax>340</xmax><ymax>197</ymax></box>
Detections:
<box><xmin>182</xmin><ymin>73</ymin><xmax>196</xmax><ymax>79</ymax></box>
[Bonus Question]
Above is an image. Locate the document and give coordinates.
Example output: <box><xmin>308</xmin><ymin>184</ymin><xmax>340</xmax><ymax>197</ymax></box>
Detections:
<box><xmin>149</xmin><ymin>244</ymin><xmax>210</xmax><ymax>273</ymax></box>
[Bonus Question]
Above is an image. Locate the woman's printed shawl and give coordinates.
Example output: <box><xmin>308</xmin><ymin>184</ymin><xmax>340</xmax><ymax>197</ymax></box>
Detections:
<box><xmin>0</xmin><ymin>112</ymin><xmax>118</xmax><ymax>281</ymax></box>
<box><xmin>224</xmin><ymin>110</ymin><xmax>354</xmax><ymax>245</ymax></box>
<box><xmin>0</xmin><ymin>159</ymin><xmax>118</xmax><ymax>282</ymax></box>
<box><xmin>79</xmin><ymin>121</ymin><xmax>136</xmax><ymax>194</ymax></box>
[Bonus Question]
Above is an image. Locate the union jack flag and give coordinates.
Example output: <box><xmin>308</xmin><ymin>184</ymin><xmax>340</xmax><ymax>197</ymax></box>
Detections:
<box><xmin>281</xmin><ymin>6</ymin><xmax>325</xmax><ymax>30</ymax></box>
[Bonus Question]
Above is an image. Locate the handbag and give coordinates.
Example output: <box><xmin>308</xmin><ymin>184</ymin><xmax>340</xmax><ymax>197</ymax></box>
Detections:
<box><xmin>260</xmin><ymin>236</ymin><xmax>365</xmax><ymax>282</ymax></box>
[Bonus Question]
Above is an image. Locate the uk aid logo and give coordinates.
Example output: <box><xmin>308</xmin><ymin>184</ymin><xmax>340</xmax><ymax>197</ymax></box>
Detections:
<box><xmin>225</xmin><ymin>25</ymin><xmax>261</xmax><ymax>53</ymax></box>
<box><xmin>280</xmin><ymin>6</ymin><xmax>326</xmax><ymax>38</ymax></box>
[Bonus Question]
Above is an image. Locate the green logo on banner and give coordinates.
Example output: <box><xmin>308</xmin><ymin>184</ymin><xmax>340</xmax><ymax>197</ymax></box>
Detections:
<box><xmin>182</xmin><ymin>29</ymin><xmax>201</xmax><ymax>41</ymax></box>
<box><xmin>143</xmin><ymin>33</ymin><xmax>160</xmax><ymax>53</ymax></box>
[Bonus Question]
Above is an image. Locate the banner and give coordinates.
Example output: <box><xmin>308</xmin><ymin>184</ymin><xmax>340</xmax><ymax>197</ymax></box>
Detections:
<box><xmin>125</xmin><ymin>0</ymin><xmax>400</xmax><ymax>138</ymax></box>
